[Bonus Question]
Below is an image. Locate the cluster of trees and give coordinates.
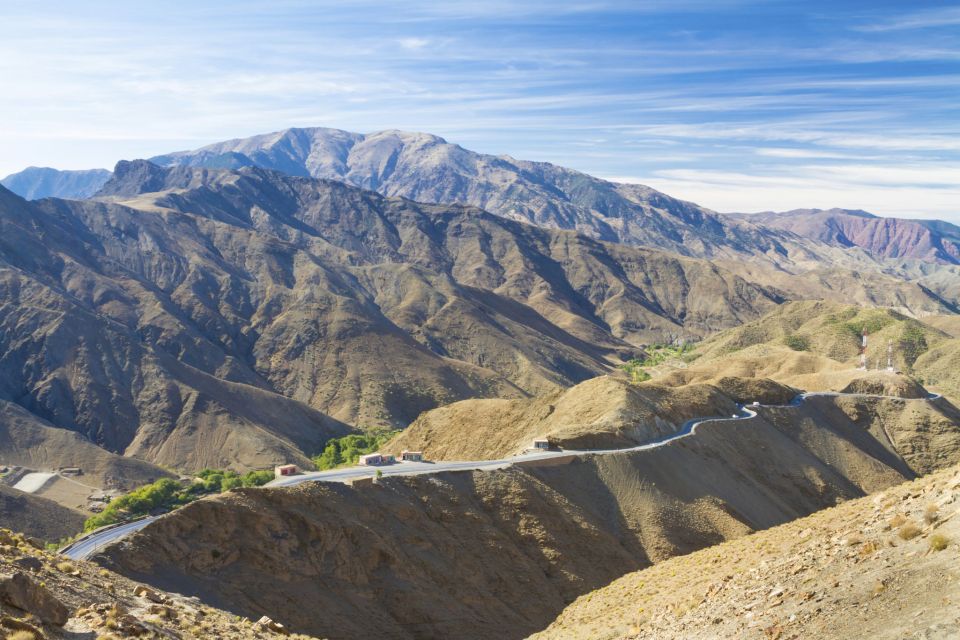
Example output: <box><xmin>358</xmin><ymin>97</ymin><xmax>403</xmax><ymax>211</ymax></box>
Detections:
<box><xmin>313</xmin><ymin>431</ymin><xmax>398</xmax><ymax>470</ymax></box>
<box><xmin>620</xmin><ymin>342</ymin><xmax>696</xmax><ymax>383</ymax></box>
<box><xmin>83</xmin><ymin>468</ymin><xmax>274</xmax><ymax>532</ymax></box>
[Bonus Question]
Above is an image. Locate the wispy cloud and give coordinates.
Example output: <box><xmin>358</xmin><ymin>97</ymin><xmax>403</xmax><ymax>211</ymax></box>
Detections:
<box><xmin>856</xmin><ymin>7</ymin><xmax>960</xmax><ymax>32</ymax></box>
<box><xmin>0</xmin><ymin>0</ymin><xmax>958</xmax><ymax>221</ymax></box>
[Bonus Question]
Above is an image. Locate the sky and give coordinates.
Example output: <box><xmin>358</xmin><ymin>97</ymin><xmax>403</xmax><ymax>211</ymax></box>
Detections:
<box><xmin>1</xmin><ymin>0</ymin><xmax>959</xmax><ymax>220</ymax></box>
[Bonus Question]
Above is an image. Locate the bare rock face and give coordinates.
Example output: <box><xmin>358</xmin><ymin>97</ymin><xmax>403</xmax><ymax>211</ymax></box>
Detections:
<box><xmin>0</xmin><ymin>571</ymin><xmax>69</xmax><ymax>625</ymax></box>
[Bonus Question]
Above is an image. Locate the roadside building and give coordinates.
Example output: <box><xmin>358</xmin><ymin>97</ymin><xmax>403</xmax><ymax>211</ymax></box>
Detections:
<box><xmin>400</xmin><ymin>451</ymin><xmax>424</xmax><ymax>462</ymax></box>
<box><xmin>358</xmin><ymin>453</ymin><xmax>383</xmax><ymax>466</ymax></box>
<box><xmin>274</xmin><ymin>464</ymin><xmax>299</xmax><ymax>478</ymax></box>
<box><xmin>532</xmin><ymin>438</ymin><xmax>554</xmax><ymax>451</ymax></box>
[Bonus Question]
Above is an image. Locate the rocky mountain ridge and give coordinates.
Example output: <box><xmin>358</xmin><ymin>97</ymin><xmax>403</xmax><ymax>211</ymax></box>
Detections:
<box><xmin>732</xmin><ymin>208</ymin><xmax>960</xmax><ymax>265</ymax></box>
<box><xmin>5</xmin><ymin>127</ymin><xmax>957</xmax><ymax>315</ymax></box>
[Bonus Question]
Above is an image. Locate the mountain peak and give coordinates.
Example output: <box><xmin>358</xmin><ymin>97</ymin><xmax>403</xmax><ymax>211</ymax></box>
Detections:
<box><xmin>98</xmin><ymin>159</ymin><xmax>171</xmax><ymax>197</ymax></box>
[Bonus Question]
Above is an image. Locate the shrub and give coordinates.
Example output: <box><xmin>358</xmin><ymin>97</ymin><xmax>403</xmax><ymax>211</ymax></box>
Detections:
<box><xmin>620</xmin><ymin>359</ymin><xmax>651</xmax><ymax>383</ymax></box>
<box><xmin>897</xmin><ymin>521</ymin><xmax>922</xmax><ymax>540</ymax></box>
<box><xmin>783</xmin><ymin>334</ymin><xmax>810</xmax><ymax>352</ymax></box>
<box><xmin>930</xmin><ymin>533</ymin><xmax>950</xmax><ymax>551</ymax></box>
<box><xmin>56</xmin><ymin>561</ymin><xmax>77</xmax><ymax>573</ymax></box>
<box><xmin>924</xmin><ymin>503</ymin><xmax>939</xmax><ymax>524</ymax></box>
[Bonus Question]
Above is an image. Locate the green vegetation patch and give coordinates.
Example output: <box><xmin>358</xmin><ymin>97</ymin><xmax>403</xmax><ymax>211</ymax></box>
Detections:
<box><xmin>83</xmin><ymin>469</ymin><xmax>274</xmax><ymax>532</ymax></box>
<box><xmin>620</xmin><ymin>342</ymin><xmax>696</xmax><ymax>383</ymax></box>
<box><xmin>838</xmin><ymin>309</ymin><xmax>900</xmax><ymax>340</ymax></box>
<box><xmin>313</xmin><ymin>430</ymin><xmax>400</xmax><ymax>470</ymax></box>
<box><xmin>898</xmin><ymin>321</ymin><xmax>929</xmax><ymax>368</ymax></box>
<box><xmin>782</xmin><ymin>334</ymin><xmax>810</xmax><ymax>352</ymax></box>
<box><xmin>620</xmin><ymin>359</ymin><xmax>651</xmax><ymax>383</ymax></box>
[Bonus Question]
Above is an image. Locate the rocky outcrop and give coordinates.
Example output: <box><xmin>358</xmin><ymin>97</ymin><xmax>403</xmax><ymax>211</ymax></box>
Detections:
<box><xmin>0</xmin><ymin>571</ymin><xmax>68</xmax><ymax>625</ymax></box>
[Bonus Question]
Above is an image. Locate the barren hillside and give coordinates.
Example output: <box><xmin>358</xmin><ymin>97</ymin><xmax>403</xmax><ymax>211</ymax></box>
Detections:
<box><xmin>0</xmin><ymin>400</ymin><xmax>173</xmax><ymax>491</ymax></box>
<box><xmin>532</xmin><ymin>463</ymin><xmax>960</xmax><ymax>640</ymax></box>
<box><xmin>0</xmin><ymin>486</ymin><xmax>85</xmax><ymax>543</ymax></box>
<box><xmin>95</xmin><ymin>391</ymin><xmax>960</xmax><ymax>640</ymax></box>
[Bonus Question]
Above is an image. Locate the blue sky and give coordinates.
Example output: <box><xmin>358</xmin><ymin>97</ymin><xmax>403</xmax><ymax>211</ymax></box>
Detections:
<box><xmin>1</xmin><ymin>1</ymin><xmax>958</xmax><ymax>220</ymax></box>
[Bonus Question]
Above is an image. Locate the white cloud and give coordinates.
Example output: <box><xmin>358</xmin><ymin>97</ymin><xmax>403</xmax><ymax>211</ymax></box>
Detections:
<box><xmin>398</xmin><ymin>37</ymin><xmax>431</xmax><ymax>50</ymax></box>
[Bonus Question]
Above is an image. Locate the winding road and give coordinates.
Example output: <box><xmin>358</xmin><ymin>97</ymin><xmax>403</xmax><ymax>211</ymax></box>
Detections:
<box><xmin>60</xmin><ymin>389</ymin><xmax>943</xmax><ymax>560</ymax></box>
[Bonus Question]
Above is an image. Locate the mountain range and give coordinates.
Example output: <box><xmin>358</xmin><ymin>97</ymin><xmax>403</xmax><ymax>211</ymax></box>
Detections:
<box><xmin>0</xmin><ymin>159</ymin><xmax>790</xmax><ymax>472</ymax></box>
<box><xmin>2</xmin><ymin>129</ymin><xmax>954</xmax><ymax>269</ymax></box>
<box><xmin>1</xmin><ymin>127</ymin><xmax>958</xmax><ymax>474</ymax></box>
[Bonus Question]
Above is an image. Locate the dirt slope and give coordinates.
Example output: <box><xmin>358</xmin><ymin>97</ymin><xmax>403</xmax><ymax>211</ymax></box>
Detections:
<box><xmin>0</xmin><ymin>400</ymin><xmax>172</xmax><ymax>491</ymax></box>
<box><xmin>532</xmin><ymin>463</ymin><xmax>960</xmax><ymax>640</ymax></box>
<box><xmin>0</xmin><ymin>485</ymin><xmax>85</xmax><ymax>542</ymax></box>
<box><xmin>95</xmin><ymin>393</ymin><xmax>959</xmax><ymax>640</ymax></box>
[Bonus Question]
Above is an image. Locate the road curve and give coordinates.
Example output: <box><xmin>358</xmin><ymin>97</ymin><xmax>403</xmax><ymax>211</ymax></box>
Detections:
<box><xmin>60</xmin><ymin>518</ymin><xmax>156</xmax><ymax>560</ymax></box>
<box><xmin>61</xmin><ymin>389</ymin><xmax>943</xmax><ymax>560</ymax></box>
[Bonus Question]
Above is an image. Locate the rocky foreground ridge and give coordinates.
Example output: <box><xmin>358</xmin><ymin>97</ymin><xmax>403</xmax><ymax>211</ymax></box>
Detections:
<box><xmin>533</xmin><ymin>462</ymin><xmax>960</xmax><ymax>639</ymax></box>
<box><xmin>0</xmin><ymin>527</ymin><xmax>318</xmax><ymax>639</ymax></box>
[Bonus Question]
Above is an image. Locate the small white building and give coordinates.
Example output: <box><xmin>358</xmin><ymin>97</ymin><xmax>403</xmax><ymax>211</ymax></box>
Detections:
<box><xmin>532</xmin><ymin>438</ymin><xmax>553</xmax><ymax>451</ymax></box>
<box><xmin>359</xmin><ymin>453</ymin><xmax>383</xmax><ymax>466</ymax></box>
<box><xmin>400</xmin><ymin>451</ymin><xmax>424</xmax><ymax>462</ymax></box>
